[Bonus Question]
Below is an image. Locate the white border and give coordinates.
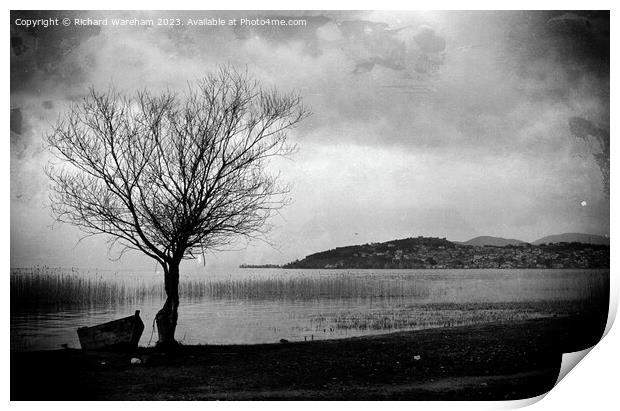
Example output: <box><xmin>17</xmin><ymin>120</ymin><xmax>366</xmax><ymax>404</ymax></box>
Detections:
<box><xmin>5</xmin><ymin>2</ymin><xmax>617</xmax><ymax>410</ymax></box>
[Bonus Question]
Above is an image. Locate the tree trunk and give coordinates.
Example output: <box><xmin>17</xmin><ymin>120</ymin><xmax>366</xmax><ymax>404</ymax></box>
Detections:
<box><xmin>155</xmin><ymin>261</ymin><xmax>180</xmax><ymax>348</ymax></box>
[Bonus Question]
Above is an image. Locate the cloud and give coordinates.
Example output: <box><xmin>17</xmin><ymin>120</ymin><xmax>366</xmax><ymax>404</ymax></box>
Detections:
<box><xmin>10</xmin><ymin>10</ymin><xmax>609</xmax><ymax>269</ymax></box>
<box><xmin>413</xmin><ymin>25</ymin><xmax>446</xmax><ymax>53</ymax></box>
<box><xmin>569</xmin><ymin>117</ymin><xmax>610</xmax><ymax>194</ymax></box>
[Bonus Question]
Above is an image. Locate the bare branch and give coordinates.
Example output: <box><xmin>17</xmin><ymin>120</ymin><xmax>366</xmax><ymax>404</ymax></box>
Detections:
<box><xmin>46</xmin><ymin>66</ymin><xmax>309</xmax><ymax>266</ymax></box>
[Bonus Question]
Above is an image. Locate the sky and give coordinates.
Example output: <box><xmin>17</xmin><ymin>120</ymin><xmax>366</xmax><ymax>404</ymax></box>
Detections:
<box><xmin>10</xmin><ymin>10</ymin><xmax>610</xmax><ymax>271</ymax></box>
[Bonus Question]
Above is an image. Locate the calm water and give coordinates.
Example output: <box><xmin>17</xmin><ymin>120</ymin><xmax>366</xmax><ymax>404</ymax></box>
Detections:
<box><xmin>10</xmin><ymin>268</ymin><xmax>609</xmax><ymax>351</ymax></box>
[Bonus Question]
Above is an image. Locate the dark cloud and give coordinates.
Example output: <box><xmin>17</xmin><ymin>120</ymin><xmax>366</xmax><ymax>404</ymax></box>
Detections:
<box><xmin>413</xmin><ymin>26</ymin><xmax>446</xmax><ymax>53</ymax></box>
<box><xmin>10</xmin><ymin>108</ymin><xmax>22</xmax><ymax>134</ymax></box>
<box><xmin>503</xmin><ymin>11</ymin><xmax>609</xmax><ymax>102</ymax></box>
<box><xmin>9</xmin><ymin>10</ymin><xmax>609</xmax><ymax>268</ymax></box>
<box><xmin>569</xmin><ymin>117</ymin><xmax>610</xmax><ymax>195</ymax></box>
<box><xmin>233</xmin><ymin>15</ymin><xmax>332</xmax><ymax>57</ymax></box>
<box><xmin>10</xmin><ymin>11</ymin><xmax>101</xmax><ymax>92</ymax></box>
<box><xmin>335</xmin><ymin>20</ymin><xmax>447</xmax><ymax>76</ymax></box>
<box><xmin>547</xmin><ymin>13</ymin><xmax>593</xmax><ymax>36</ymax></box>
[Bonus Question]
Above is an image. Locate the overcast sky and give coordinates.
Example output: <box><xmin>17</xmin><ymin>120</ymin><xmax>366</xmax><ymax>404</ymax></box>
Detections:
<box><xmin>10</xmin><ymin>10</ymin><xmax>610</xmax><ymax>271</ymax></box>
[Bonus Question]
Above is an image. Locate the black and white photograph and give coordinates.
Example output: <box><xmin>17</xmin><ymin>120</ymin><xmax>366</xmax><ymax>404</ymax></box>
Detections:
<box><xmin>9</xmin><ymin>8</ymin><xmax>611</xmax><ymax>402</ymax></box>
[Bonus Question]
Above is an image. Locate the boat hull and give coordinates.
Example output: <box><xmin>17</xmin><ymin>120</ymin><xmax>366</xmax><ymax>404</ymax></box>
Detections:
<box><xmin>77</xmin><ymin>310</ymin><xmax>145</xmax><ymax>351</ymax></box>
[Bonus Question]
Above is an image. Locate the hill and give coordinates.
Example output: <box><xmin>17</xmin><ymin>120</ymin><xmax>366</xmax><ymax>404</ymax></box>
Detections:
<box><xmin>283</xmin><ymin>236</ymin><xmax>609</xmax><ymax>270</ymax></box>
<box><xmin>532</xmin><ymin>233</ymin><xmax>609</xmax><ymax>245</ymax></box>
<box><xmin>460</xmin><ymin>236</ymin><xmax>526</xmax><ymax>247</ymax></box>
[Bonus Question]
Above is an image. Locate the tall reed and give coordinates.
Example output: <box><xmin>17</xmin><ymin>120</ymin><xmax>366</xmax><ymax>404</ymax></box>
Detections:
<box><xmin>10</xmin><ymin>267</ymin><xmax>431</xmax><ymax>308</ymax></box>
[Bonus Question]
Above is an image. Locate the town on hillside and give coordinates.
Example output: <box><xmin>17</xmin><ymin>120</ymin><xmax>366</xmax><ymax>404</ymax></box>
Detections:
<box><xmin>282</xmin><ymin>236</ymin><xmax>609</xmax><ymax>269</ymax></box>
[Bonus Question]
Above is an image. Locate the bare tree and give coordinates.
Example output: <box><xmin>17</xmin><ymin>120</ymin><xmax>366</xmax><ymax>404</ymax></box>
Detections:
<box><xmin>46</xmin><ymin>67</ymin><xmax>309</xmax><ymax>347</ymax></box>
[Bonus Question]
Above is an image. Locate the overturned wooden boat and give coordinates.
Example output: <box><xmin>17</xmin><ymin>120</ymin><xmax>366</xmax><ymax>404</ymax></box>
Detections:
<box><xmin>77</xmin><ymin>310</ymin><xmax>145</xmax><ymax>351</ymax></box>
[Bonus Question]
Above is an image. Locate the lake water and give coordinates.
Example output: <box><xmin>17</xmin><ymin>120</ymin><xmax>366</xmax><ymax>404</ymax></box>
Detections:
<box><xmin>10</xmin><ymin>268</ymin><xmax>609</xmax><ymax>351</ymax></box>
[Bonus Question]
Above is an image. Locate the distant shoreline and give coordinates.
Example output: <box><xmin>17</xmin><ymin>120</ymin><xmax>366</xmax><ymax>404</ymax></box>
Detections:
<box><xmin>280</xmin><ymin>237</ymin><xmax>609</xmax><ymax>270</ymax></box>
<box><xmin>239</xmin><ymin>264</ymin><xmax>282</xmax><ymax>269</ymax></box>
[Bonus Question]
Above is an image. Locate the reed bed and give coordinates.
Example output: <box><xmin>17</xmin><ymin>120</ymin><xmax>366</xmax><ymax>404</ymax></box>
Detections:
<box><xmin>11</xmin><ymin>267</ymin><xmax>153</xmax><ymax>307</ymax></box>
<box><xmin>309</xmin><ymin>295</ymin><xmax>609</xmax><ymax>332</ymax></box>
<box><xmin>184</xmin><ymin>275</ymin><xmax>430</xmax><ymax>301</ymax></box>
<box><xmin>10</xmin><ymin>267</ymin><xmax>431</xmax><ymax>307</ymax></box>
<box><xmin>325</xmin><ymin>309</ymin><xmax>547</xmax><ymax>331</ymax></box>
<box><xmin>11</xmin><ymin>266</ymin><xmax>608</xmax><ymax>310</ymax></box>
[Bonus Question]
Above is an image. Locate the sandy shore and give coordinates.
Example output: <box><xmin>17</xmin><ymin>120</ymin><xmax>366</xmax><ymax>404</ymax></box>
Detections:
<box><xmin>11</xmin><ymin>314</ymin><xmax>604</xmax><ymax>400</ymax></box>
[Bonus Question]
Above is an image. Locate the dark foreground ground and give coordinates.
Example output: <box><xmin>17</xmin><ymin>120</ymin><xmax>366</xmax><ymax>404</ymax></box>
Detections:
<box><xmin>11</xmin><ymin>314</ymin><xmax>605</xmax><ymax>401</ymax></box>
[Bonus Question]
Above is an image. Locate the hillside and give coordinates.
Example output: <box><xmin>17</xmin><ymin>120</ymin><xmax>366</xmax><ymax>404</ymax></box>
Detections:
<box><xmin>460</xmin><ymin>236</ymin><xmax>526</xmax><ymax>247</ymax></box>
<box><xmin>532</xmin><ymin>233</ymin><xmax>609</xmax><ymax>245</ymax></box>
<box><xmin>283</xmin><ymin>236</ymin><xmax>609</xmax><ymax>270</ymax></box>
